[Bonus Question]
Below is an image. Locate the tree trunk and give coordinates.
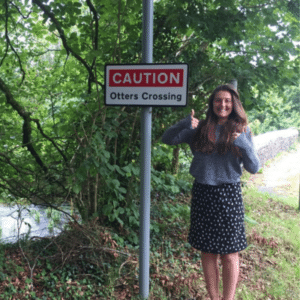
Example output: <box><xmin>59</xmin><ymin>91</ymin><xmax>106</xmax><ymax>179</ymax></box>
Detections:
<box><xmin>171</xmin><ymin>146</ymin><xmax>180</xmax><ymax>174</ymax></box>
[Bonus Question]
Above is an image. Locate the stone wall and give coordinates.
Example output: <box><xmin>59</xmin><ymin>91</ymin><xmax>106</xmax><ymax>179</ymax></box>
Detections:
<box><xmin>253</xmin><ymin>128</ymin><xmax>299</xmax><ymax>167</ymax></box>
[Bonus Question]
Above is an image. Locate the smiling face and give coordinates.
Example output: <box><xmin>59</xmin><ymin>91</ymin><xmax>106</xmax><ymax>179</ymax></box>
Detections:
<box><xmin>213</xmin><ymin>90</ymin><xmax>233</xmax><ymax>124</ymax></box>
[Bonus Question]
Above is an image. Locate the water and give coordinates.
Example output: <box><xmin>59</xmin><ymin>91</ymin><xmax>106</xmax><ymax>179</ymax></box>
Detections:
<box><xmin>0</xmin><ymin>203</ymin><xmax>74</xmax><ymax>244</ymax></box>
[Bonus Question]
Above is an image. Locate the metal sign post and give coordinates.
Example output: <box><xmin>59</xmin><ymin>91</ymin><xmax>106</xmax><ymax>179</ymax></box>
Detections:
<box><xmin>139</xmin><ymin>1</ymin><xmax>153</xmax><ymax>298</ymax></box>
<box><xmin>104</xmin><ymin>1</ymin><xmax>188</xmax><ymax>298</ymax></box>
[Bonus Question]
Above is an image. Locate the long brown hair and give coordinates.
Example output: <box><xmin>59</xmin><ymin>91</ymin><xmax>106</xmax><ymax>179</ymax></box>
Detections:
<box><xmin>192</xmin><ymin>84</ymin><xmax>248</xmax><ymax>156</ymax></box>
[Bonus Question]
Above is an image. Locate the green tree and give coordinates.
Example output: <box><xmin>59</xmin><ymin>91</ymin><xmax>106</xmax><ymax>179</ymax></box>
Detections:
<box><xmin>0</xmin><ymin>0</ymin><xmax>299</xmax><ymax>232</ymax></box>
<box><xmin>0</xmin><ymin>0</ymin><xmax>144</xmax><ymax>228</ymax></box>
<box><xmin>248</xmin><ymin>83</ymin><xmax>300</xmax><ymax>135</ymax></box>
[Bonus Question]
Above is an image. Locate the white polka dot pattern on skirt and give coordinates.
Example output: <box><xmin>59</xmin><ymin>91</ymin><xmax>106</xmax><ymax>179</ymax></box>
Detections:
<box><xmin>188</xmin><ymin>181</ymin><xmax>247</xmax><ymax>254</ymax></box>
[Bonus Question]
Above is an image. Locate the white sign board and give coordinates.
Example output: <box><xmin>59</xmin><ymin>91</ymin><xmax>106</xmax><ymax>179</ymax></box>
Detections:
<box><xmin>105</xmin><ymin>64</ymin><xmax>188</xmax><ymax>106</ymax></box>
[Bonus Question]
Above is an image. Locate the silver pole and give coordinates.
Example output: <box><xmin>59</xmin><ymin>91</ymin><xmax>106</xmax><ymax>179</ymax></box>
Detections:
<box><xmin>139</xmin><ymin>0</ymin><xmax>153</xmax><ymax>298</ymax></box>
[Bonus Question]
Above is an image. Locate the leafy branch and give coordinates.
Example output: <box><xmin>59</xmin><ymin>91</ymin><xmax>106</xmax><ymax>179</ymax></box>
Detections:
<box><xmin>29</xmin><ymin>48</ymin><xmax>62</xmax><ymax>57</ymax></box>
<box><xmin>86</xmin><ymin>0</ymin><xmax>100</xmax><ymax>91</ymax></box>
<box><xmin>0</xmin><ymin>76</ymin><xmax>48</xmax><ymax>173</ymax></box>
<box><xmin>31</xmin><ymin>118</ymin><xmax>68</xmax><ymax>164</ymax></box>
<box><xmin>2</xmin><ymin>0</ymin><xmax>26</xmax><ymax>85</ymax></box>
<box><xmin>0</xmin><ymin>153</ymin><xmax>33</xmax><ymax>176</ymax></box>
<box><xmin>32</xmin><ymin>0</ymin><xmax>104</xmax><ymax>92</ymax></box>
<box><xmin>10</xmin><ymin>1</ymin><xmax>32</xmax><ymax>19</ymax></box>
<box><xmin>86</xmin><ymin>0</ymin><xmax>99</xmax><ymax>50</ymax></box>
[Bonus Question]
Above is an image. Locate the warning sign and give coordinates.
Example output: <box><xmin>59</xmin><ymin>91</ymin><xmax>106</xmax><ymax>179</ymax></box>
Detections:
<box><xmin>105</xmin><ymin>64</ymin><xmax>188</xmax><ymax>106</ymax></box>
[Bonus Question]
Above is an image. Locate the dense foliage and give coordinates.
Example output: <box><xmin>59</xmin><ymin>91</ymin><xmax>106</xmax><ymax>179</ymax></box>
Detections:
<box><xmin>248</xmin><ymin>85</ymin><xmax>300</xmax><ymax>135</ymax></box>
<box><xmin>0</xmin><ymin>0</ymin><xmax>299</xmax><ymax>237</ymax></box>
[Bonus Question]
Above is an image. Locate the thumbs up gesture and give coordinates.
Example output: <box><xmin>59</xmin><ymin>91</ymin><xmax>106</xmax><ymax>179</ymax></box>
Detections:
<box><xmin>191</xmin><ymin>109</ymin><xmax>199</xmax><ymax>129</ymax></box>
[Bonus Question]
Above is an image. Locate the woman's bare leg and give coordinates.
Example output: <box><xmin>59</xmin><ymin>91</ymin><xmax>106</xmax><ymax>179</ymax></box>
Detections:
<box><xmin>201</xmin><ymin>252</ymin><xmax>220</xmax><ymax>300</ymax></box>
<box><xmin>220</xmin><ymin>252</ymin><xmax>239</xmax><ymax>300</ymax></box>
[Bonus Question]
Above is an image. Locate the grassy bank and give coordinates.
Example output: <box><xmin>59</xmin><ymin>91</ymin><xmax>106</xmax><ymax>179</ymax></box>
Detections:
<box><xmin>0</xmin><ymin>181</ymin><xmax>299</xmax><ymax>299</ymax></box>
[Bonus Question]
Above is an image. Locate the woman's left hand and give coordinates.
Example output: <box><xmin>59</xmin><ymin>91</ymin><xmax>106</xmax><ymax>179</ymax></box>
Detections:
<box><xmin>231</xmin><ymin>132</ymin><xmax>241</xmax><ymax>143</ymax></box>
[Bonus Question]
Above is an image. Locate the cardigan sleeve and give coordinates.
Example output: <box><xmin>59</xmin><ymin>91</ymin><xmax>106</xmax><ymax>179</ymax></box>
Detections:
<box><xmin>233</xmin><ymin>126</ymin><xmax>260</xmax><ymax>174</ymax></box>
<box><xmin>161</xmin><ymin>116</ymin><xmax>195</xmax><ymax>146</ymax></box>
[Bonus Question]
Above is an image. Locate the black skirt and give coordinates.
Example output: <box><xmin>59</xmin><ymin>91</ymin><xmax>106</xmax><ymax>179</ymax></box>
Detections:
<box><xmin>188</xmin><ymin>181</ymin><xmax>247</xmax><ymax>254</ymax></box>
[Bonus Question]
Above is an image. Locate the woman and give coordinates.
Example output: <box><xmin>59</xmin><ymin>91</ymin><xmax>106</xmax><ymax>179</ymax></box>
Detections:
<box><xmin>161</xmin><ymin>84</ymin><xmax>260</xmax><ymax>300</ymax></box>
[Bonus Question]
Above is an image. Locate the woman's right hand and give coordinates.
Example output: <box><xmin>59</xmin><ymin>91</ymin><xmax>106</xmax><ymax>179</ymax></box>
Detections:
<box><xmin>191</xmin><ymin>109</ymin><xmax>199</xmax><ymax>129</ymax></box>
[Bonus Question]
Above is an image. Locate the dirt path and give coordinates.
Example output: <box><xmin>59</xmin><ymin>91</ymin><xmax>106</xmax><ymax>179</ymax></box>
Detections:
<box><xmin>248</xmin><ymin>142</ymin><xmax>300</xmax><ymax>204</ymax></box>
